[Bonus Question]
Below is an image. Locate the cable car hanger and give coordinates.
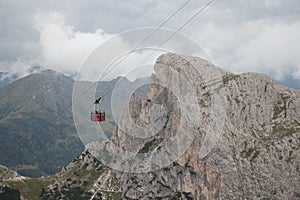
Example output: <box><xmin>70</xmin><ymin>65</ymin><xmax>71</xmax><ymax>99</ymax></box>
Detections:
<box><xmin>91</xmin><ymin>96</ymin><xmax>105</xmax><ymax>122</ymax></box>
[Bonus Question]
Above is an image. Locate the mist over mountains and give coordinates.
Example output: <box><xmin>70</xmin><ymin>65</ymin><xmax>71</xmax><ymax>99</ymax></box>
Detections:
<box><xmin>0</xmin><ymin>72</ymin><xmax>19</xmax><ymax>88</ymax></box>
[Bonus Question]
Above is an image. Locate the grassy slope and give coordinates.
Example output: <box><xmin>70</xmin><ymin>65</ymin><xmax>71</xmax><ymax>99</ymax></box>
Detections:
<box><xmin>4</xmin><ymin>153</ymin><xmax>122</xmax><ymax>200</ymax></box>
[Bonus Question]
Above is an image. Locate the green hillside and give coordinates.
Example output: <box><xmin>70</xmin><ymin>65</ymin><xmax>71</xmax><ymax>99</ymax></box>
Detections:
<box><xmin>0</xmin><ymin>70</ymin><xmax>83</xmax><ymax>177</ymax></box>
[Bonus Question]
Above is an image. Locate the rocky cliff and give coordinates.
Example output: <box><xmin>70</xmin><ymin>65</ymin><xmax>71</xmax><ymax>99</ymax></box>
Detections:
<box><xmin>87</xmin><ymin>53</ymin><xmax>300</xmax><ymax>199</ymax></box>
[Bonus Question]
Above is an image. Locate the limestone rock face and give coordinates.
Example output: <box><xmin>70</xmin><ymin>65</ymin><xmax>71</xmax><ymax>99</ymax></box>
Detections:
<box><xmin>97</xmin><ymin>53</ymin><xmax>299</xmax><ymax>199</ymax></box>
<box><xmin>0</xmin><ymin>165</ymin><xmax>21</xmax><ymax>183</ymax></box>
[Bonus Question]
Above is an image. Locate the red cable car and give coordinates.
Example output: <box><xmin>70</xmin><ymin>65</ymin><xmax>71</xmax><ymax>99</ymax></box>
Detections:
<box><xmin>91</xmin><ymin>97</ymin><xmax>105</xmax><ymax>122</ymax></box>
<box><xmin>91</xmin><ymin>111</ymin><xmax>105</xmax><ymax>122</ymax></box>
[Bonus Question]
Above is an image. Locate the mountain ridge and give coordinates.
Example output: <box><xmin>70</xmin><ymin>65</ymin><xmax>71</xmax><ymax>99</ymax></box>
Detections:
<box><xmin>0</xmin><ymin>69</ymin><xmax>150</xmax><ymax>177</ymax></box>
<box><xmin>0</xmin><ymin>69</ymin><xmax>83</xmax><ymax>177</ymax></box>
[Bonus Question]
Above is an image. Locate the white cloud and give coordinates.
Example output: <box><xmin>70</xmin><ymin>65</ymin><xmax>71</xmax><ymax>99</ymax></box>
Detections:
<box><xmin>230</xmin><ymin>21</ymin><xmax>300</xmax><ymax>79</ymax></box>
<box><xmin>35</xmin><ymin>12</ymin><xmax>113</xmax><ymax>74</ymax></box>
<box><xmin>0</xmin><ymin>58</ymin><xmax>39</xmax><ymax>78</ymax></box>
<box><xmin>243</xmin><ymin>0</ymin><xmax>282</xmax><ymax>8</ymax></box>
<box><xmin>190</xmin><ymin>13</ymin><xmax>300</xmax><ymax>80</ymax></box>
<box><xmin>264</xmin><ymin>0</ymin><xmax>282</xmax><ymax>8</ymax></box>
<box><xmin>32</xmin><ymin>13</ymin><xmax>185</xmax><ymax>82</ymax></box>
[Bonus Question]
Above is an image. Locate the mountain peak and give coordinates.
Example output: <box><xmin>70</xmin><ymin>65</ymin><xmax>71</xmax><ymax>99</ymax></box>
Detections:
<box><xmin>86</xmin><ymin>53</ymin><xmax>300</xmax><ymax>199</ymax></box>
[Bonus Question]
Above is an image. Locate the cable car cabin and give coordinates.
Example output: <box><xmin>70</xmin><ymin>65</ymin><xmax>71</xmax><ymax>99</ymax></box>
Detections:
<box><xmin>91</xmin><ymin>111</ymin><xmax>105</xmax><ymax>122</ymax></box>
<box><xmin>92</xmin><ymin>97</ymin><xmax>105</xmax><ymax>122</ymax></box>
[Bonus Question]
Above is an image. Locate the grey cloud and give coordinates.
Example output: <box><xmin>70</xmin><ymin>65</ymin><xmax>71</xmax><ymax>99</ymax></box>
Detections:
<box><xmin>0</xmin><ymin>0</ymin><xmax>300</xmax><ymax>81</ymax></box>
<box><xmin>183</xmin><ymin>0</ymin><xmax>300</xmax><ymax>79</ymax></box>
<box><xmin>0</xmin><ymin>0</ymin><xmax>42</xmax><ymax>61</ymax></box>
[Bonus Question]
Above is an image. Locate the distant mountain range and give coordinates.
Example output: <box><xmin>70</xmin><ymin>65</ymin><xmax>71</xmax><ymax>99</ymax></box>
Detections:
<box><xmin>0</xmin><ymin>69</ymin><xmax>149</xmax><ymax>177</ymax></box>
<box><xmin>0</xmin><ymin>70</ymin><xmax>111</xmax><ymax>177</ymax></box>
<box><xmin>0</xmin><ymin>70</ymin><xmax>84</xmax><ymax>177</ymax></box>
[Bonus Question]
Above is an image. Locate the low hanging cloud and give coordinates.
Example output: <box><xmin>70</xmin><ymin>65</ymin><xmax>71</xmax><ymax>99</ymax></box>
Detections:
<box><xmin>35</xmin><ymin>12</ymin><xmax>113</xmax><ymax>75</ymax></box>
<box><xmin>190</xmin><ymin>4</ymin><xmax>300</xmax><ymax>80</ymax></box>
<box><xmin>229</xmin><ymin>21</ymin><xmax>300</xmax><ymax>80</ymax></box>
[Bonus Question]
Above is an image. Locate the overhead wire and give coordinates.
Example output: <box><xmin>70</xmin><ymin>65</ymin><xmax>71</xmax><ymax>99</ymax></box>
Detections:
<box><xmin>21</xmin><ymin>0</ymin><xmax>216</xmax><ymax>172</ymax></box>
<box><xmin>62</xmin><ymin>0</ymin><xmax>215</xmax><ymax>117</ymax></box>
<box><xmin>61</xmin><ymin>0</ymin><xmax>193</xmax><ymax>112</ymax></box>
<box><xmin>36</xmin><ymin>0</ymin><xmax>199</xmax><ymax>134</ymax></box>
<box><xmin>97</xmin><ymin>0</ymin><xmax>214</xmax><ymax>99</ymax></box>
<box><xmin>133</xmin><ymin>0</ymin><xmax>214</xmax><ymax>71</ymax></box>
<box><xmin>60</xmin><ymin>0</ymin><xmax>195</xmax><ymax>116</ymax></box>
<box><xmin>96</xmin><ymin>0</ymin><xmax>193</xmax><ymax>95</ymax></box>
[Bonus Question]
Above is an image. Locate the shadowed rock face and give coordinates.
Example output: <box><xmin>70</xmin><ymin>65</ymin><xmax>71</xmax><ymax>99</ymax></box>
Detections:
<box><xmin>1</xmin><ymin>53</ymin><xmax>299</xmax><ymax>199</ymax></box>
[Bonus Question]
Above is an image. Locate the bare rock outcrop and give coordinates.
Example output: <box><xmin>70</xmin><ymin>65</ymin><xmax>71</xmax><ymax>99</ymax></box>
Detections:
<box><xmin>93</xmin><ymin>53</ymin><xmax>300</xmax><ymax>199</ymax></box>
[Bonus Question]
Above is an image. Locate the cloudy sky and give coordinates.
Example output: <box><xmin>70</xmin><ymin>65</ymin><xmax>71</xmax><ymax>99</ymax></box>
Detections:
<box><xmin>0</xmin><ymin>0</ymin><xmax>300</xmax><ymax>84</ymax></box>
